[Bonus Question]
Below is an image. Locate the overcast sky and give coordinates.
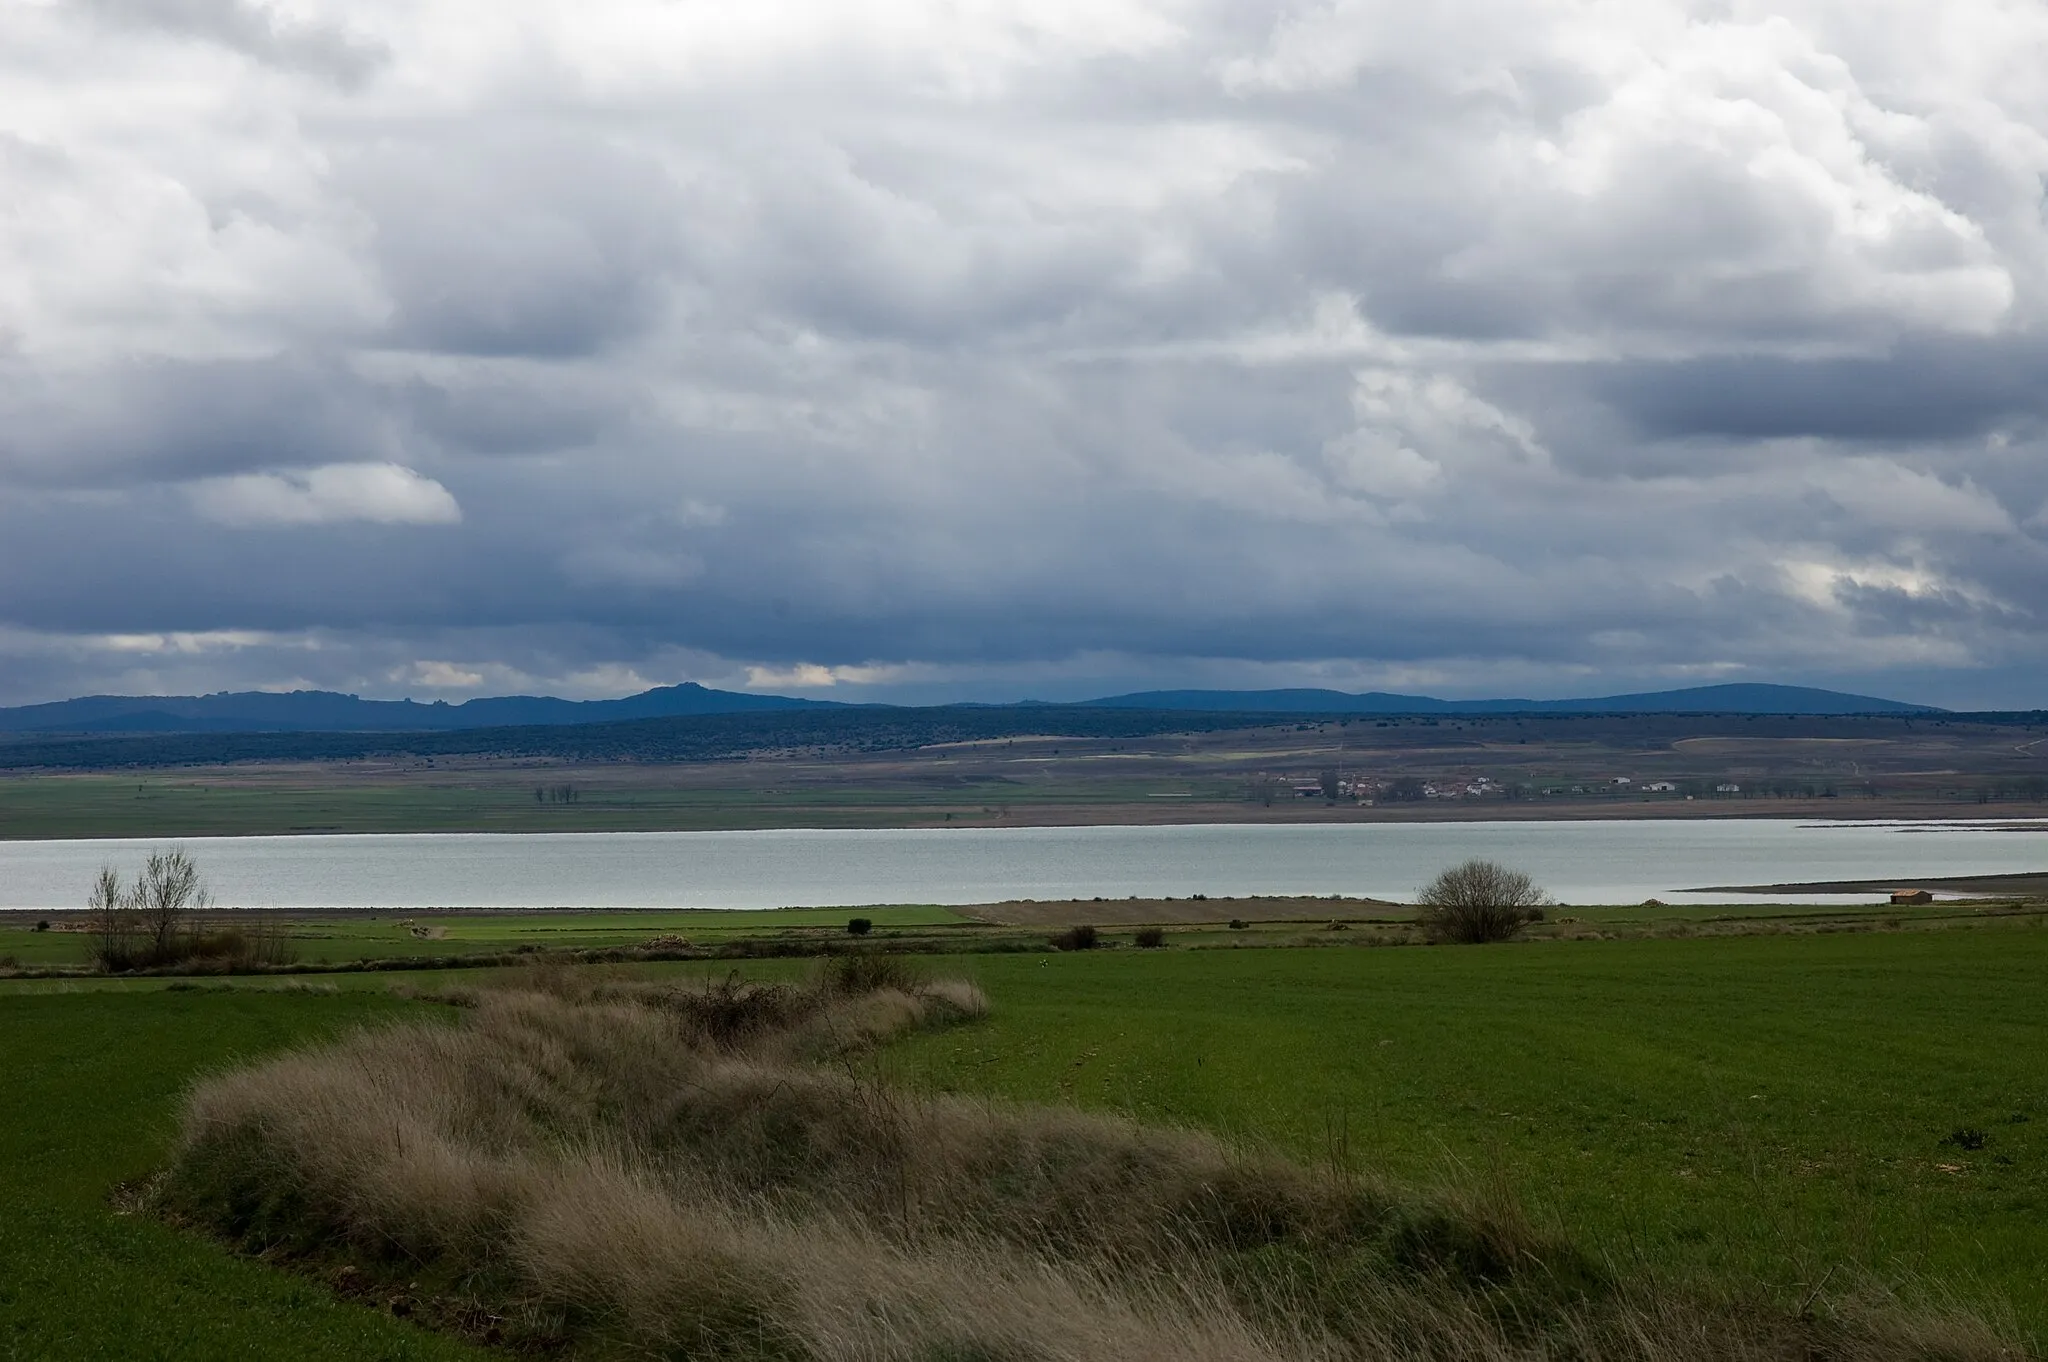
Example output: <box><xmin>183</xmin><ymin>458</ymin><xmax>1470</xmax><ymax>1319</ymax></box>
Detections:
<box><xmin>4</xmin><ymin>1</ymin><xmax>2048</xmax><ymax>708</ymax></box>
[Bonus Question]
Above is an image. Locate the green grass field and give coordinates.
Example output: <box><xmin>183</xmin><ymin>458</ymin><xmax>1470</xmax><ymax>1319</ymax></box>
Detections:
<box><xmin>890</xmin><ymin>929</ymin><xmax>2048</xmax><ymax>1341</ymax></box>
<box><xmin>4</xmin><ymin>926</ymin><xmax>2045</xmax><ymax>1354</ymax></box>
<box><xmin>0</xmin><ymin>985</ymin><xmax>491</xmax><ymax>1360</ymax></box>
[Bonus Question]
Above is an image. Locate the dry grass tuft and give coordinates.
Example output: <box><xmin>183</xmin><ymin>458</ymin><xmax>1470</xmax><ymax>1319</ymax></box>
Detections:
<box><xmin>158</xmin><ymin>968</ymin><xmax>2026</xmax><ymax>1362</ymax></box>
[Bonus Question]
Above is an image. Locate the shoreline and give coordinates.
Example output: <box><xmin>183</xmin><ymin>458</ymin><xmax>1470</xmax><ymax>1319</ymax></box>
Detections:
<box><xmin>0</xmin><ymin>894</ymin><xmax>1407</xmax><ymax>928</ymax></box>
<box><xmin>3</xmin><ymin>797</ymin><xmax>2045</xmax><ymax>841</ymax></box>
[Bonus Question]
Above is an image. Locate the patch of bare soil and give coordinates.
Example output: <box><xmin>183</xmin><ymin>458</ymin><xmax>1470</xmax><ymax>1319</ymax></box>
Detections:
<box><xmin>956</xmin><ymin>895</ymin><xmax>1401</xmax><ymax>926</ymax></box>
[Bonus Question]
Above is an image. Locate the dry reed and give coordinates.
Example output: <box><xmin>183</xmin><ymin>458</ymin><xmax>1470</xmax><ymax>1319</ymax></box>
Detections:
<box><xmin>158</xmin><ymin>967</ymin><xmax>2026</xmax><ymax>1361</ymax></box>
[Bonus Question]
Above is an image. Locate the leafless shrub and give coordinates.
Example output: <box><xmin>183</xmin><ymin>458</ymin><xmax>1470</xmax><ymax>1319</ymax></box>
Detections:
<box><xmin>86</xmin><ymin>866</ymin><xmax>138</xmax><ymax>971</ymax></box>
<box><xmin>1416</xmin><ymin>859</ymin><xmax>1551</xmax><ymax>944</ymax></box>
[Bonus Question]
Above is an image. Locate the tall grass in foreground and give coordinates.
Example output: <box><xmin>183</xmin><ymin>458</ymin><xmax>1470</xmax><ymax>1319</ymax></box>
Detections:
<box><xmin>158</xmin><ymin>963</ymin><xmax>2025</xmax><ymax>1361</ymax></box>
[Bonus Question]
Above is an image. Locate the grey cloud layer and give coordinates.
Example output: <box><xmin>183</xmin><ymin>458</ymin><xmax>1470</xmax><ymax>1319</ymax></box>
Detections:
<box><xmin>4</xmin><ymin>0</ymin><xmax>2048</xmax><ymax>707</ymax></box>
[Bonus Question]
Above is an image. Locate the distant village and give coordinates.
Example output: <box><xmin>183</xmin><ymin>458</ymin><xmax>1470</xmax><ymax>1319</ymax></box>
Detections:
<box><xmin>1251</xmin><ymin>772</ymin><xmax>1756</xmax><ymax>804</ymax></box>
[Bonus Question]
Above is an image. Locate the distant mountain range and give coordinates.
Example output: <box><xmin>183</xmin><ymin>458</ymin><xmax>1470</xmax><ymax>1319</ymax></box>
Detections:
<box><xmin>0</xmin><ymin>680</ymin><xmax>1939</xmax><ymax>736</ymax></box>
<box><xmin>0</xmin><ymin>683</ymin><xmax>836</xmax><ymax>734</ymax></box>
<box><xmin>1080</xmin><ymin>683</ymin><xmax>1941</xmax><ymax>716</ymax></box>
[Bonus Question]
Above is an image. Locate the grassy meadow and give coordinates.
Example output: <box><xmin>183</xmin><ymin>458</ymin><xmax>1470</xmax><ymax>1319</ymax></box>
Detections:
<box><xmin>2</xmin><ymin>919</ymin><xmax>2044</xmax><ymax>1355</ymax></box>
<box><xmin>0</xmin><ymin>904</ymin><xmax>977</xmax><ymax>970</ymax></box>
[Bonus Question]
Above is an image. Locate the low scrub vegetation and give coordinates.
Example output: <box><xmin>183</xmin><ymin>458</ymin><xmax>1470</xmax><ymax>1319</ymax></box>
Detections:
<box><xmin>1050</xmin><ymin>923</ymin><xmax>1100</xmax><ymax>951</ymax></box>
<box><xmin>157</xmin><ymin>965</ymin><xmax>2019</xmax><ymax>1361</ymax></box>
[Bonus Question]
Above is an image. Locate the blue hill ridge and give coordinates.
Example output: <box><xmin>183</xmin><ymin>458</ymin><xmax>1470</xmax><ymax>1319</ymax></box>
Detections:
<box><xmin>0</xmin><ymin>683</ymin><xmax>836</xmax><ymax>734</ymax></box>
<box><xmin>0</xmin><ymin>680</ymin><xmax>1940</xmax><ymax>735</ymax></box>
<box><xmin>1076</xmin><ymin>683</ymin><xmax>1939</xmax><ymax>716</ymax></box>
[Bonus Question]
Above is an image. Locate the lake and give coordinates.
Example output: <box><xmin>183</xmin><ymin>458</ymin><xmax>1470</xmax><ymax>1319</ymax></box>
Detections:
<box><xmin>2</xmin><ymin>819</ymin><xmax>2045</xmax><ymax>912</ymax></box>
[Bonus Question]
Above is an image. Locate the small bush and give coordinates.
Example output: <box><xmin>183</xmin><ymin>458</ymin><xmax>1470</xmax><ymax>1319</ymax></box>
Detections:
<box><xmin>821</xmin><ymin>952</ymin><xmax>924</xmax><ymax>995</ymax></box>
<box><xmin>1049</xmin><ymin>924</ymin><xmax>1099</xmax><ymax>951</ymax></box>
<box><xmin>1227</xmin><ymin>919</ymin><xmax>1249</xmax><ymax>931</ymax></box>
<box><xmin>1132</xmin><ymin>926</ymin><xmax>1165</xmax><ymax>948</ymax></box>
<box><xmin>32</xmin><ymin>920</ymin><xmax>50</xmax><ymax>933</ymax></box>
<box><xmin>1416</xmin><ymin>859</ymin><xmax>1550</xmax><ymax>944</ymax></box>
<box><xmin>846</xmin><ymin>917</ymin><xmax>873</xmax><ymax>936</ymax></box>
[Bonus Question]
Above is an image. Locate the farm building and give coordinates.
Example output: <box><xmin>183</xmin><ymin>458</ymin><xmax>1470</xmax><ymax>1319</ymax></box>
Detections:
<box><xmin>1889</xmin><ymin>888</ymin><xmax>1934</xmax><ymax>905</ymax></box>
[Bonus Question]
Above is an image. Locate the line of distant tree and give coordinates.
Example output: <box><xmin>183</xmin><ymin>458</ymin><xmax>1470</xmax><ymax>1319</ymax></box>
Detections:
<box><xmin>0</xmin><ymin>707</ymin><xmax>1291</xmax><ymax>772</ymax></box>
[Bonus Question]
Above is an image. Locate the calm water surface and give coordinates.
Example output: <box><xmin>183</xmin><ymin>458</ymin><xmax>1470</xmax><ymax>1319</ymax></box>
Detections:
<box><xmin>2</xmin><ymin>819</ymin><xmax>2045</xmax><ymax>911</ymax></box>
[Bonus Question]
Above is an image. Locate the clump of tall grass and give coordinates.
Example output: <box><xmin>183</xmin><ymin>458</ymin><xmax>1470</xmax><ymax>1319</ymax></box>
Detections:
<box><xmin>158</xmin><ymin>969</ymin><xmax>2023</xmax><ymax>1362</ymax></box>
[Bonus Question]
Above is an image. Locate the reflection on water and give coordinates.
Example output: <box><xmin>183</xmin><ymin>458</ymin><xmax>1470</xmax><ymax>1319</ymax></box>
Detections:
<box><xmin>1</xmin><ymin>819</ymin><xmax>2043</xmax><ymax>912</ymax></box>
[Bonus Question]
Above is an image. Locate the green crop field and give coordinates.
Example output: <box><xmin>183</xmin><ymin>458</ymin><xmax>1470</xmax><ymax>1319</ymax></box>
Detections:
<box><xmin>0</xmin><ymin>985</ymin><xmax>490</xmax><ymax>1360</ymax></box>
<box><xmin>0</xmin><ymin>772</ymin><xmax>1246</xmax><ymax>841</ymax></box>
<box><xmin>4</xmin><ymin>925</ymin><xmax>2046</xmax><ymax>1354</ymax></box>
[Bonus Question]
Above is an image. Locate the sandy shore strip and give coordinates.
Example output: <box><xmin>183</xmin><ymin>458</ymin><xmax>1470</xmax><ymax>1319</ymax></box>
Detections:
<box><xmin>1692</xmin><ymin>871</ymin><xmax>2048</xmax><ymax>897</ymax></box>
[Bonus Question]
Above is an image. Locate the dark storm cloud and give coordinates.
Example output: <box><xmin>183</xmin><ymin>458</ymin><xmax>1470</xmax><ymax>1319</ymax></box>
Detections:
<box><xmin>5</xmin><ymin>0</ymin><xmax>2048</xmax><ymax>708</ymax></box>
<box><xmin>399</xmin><ymin>376</ymin><xmax>617</xmax><ymax>458</ymax></box>
<box><xmin>0</xmin><ymin>358</ymin><xmax>387</xmax><ymax>486</ymax></box>
<box><xmin>1587</xmin><ymin>337</ymin><xmax>2048</xmax><ymax>442</ymax></box>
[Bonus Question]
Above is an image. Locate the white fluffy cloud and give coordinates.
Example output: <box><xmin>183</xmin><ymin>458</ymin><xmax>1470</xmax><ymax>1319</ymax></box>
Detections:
<box><xmin>3</xmin><ymin>0</ymin><xmax>2048</xmax><ymax>706</ymax></box>
<box><xmin>188</xmin><ymin>463</ymin><xmax>462</xmax><ymax>525</ymax></box>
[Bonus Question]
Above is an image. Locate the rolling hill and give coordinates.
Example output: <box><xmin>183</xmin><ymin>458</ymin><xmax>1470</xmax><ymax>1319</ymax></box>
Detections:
<box><xmin>1080</xmin><ymin>683</ymin><xmax>1939</xmax><ymax>716</ymax></box>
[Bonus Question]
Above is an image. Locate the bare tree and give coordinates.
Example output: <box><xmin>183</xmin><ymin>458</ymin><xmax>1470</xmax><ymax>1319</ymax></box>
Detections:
<box><xmin>86</xmin><ymin>866</ymin><xmax>134</xmax><ymax>969</ymax></box>
<box><xmin>1416</xmin><ymin>859</ymin><xmax>1549</xmax><ymax>944</ymax></box>
<box><xmin>132</xmin><ymin>846</ymin><xmax>211</xmax><ymax>961</ymax></box>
